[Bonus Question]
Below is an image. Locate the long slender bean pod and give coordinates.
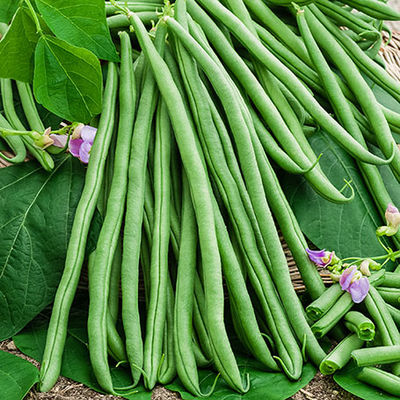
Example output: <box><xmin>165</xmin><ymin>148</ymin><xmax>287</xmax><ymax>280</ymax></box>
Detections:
<box><xmin>121</xmin><ymin>25</ymin><xmax>165</xmax><ymax>389</ymax></box>
<box><xmin>143</xmin><ymin>99</ymin><xmax>171</xmax><ymax>389</ymax></box>
<box><xmin>173</xmin><ymin>174</ymin><xmax>208</xmax><ymax>396</ymax></box>
<box><xmin>39</xmin><ymin>63</ymin><xmax>118</xmax><ymax>393</ymax></box>
<box><xmin>88</xmin><ymin>33</ymin><xmax>136</xmax><ymax>394</ymax></box>
<box><xmin>129</xmin><ymin>12</ymin><xmax>246</xmax><ymax>392</ymax></box>
<box><xmin>16</xmin><ymin>81</ymin><xmax>45</xmax><ymax>132</ymax></box>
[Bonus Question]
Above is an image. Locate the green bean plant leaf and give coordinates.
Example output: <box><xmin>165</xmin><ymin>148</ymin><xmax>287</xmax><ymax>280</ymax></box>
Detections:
<box><xmin>35</xmin><ymin>0</ymin><xmax>119</xmax><ymax>62</ymax></box>
<box><xmin>14</xmin><ymin>300</ymin><xmax>152</xmax><ymax>400</ymax></box>
<box><xmin>0</xmin><ymin>0</ymin><xmax>19</xmax><ymax>23</ymax></box>
<box><xmin>0</xmin><ymin>7</ymin><xmax>41</xmax><ymax>82</ymax></box>
<box><xmin>33</xmin><ymin>34</ymin><xmax>102</xmax><ymax>123</ymax></box>
<box><xmin>166</xmin><ymin>358</ymin><xmax>316</xmax><ymax>400</ymax></box>
<box><xmin>0</xmin><ymin>350</ymin><xmax>39</xmax><ymax>400</ymax></box>
<box><xmin>0</xmin><ymin>155</ymin><xmax>87</xmax><ymax>341</ymax></box>
<box><xmin>282</xmin><ymin>130</ymin><xmax>387</xmax><ymax>259</ymax></box>
<box><xmin>334</xmin><ymin>362</ymin><xmax>398</xmax><ymax>400</ymax></box>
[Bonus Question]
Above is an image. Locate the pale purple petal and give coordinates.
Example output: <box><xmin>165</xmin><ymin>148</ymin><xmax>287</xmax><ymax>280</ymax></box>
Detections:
<box><xmin>80</xmin><ymin>125</ymin><xmax>97</xmax><ymax>144</ymax></box>
<box><xmin>69</xmin><ymin>138</ymin><xmax>83</xmax><ymax>158</ymax></box>
<box><xmin>50</xmin><ymin>134</ymin><xmax>68</xmax><ymax>148</ymax></box>
<box><xmin>387</xmin><ymin>204</ymin><xmax>399</xmax><ymax>214</ymax></box>
<box><xmin>306</xmin><ymin>248</ymin><xmax>326</xmax><ymax>266</ymax></box>
<box><xmin>349</xmin><ymin>277</ymin><xmax>369</xmax><ymax>303</ymax></box>
<box><xmin>79</xmin><ymin>141</ymin><xmax>92</xmax><ymax>164</ymax></box>
<box><xmin>340</xmin><ymin>266</ymin><xmax>357</xmax><ymax>292</ymax></box>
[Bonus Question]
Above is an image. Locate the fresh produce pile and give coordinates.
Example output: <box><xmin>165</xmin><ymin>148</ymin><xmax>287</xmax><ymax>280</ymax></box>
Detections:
<box><xmin>2</xmin><ymin>0</ymin><xmax>400</xmax><ymax>399</ymax></box>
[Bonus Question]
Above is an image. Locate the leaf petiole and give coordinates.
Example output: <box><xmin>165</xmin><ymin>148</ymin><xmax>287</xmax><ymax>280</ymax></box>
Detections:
<box><xmin>24</xmin><ymin>0</ymin><xmax>43</xmax><ymax>35</ymax></box>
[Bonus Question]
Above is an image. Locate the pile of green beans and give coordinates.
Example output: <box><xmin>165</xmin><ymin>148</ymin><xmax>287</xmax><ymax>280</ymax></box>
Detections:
<box><xmin>7</xmin><ymin>0</ymin><xmax>396</xmax><ymax>397</ymax></box>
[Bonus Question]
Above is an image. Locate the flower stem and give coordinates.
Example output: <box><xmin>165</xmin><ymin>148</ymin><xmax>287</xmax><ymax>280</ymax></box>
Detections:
<box><xmin>377</xmin><ymin>235</ymin><xmax>391</xmax><ymax>253</ymax></box>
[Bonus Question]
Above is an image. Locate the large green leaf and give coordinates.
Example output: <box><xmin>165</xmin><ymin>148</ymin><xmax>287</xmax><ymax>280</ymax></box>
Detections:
<box><xmin>14</xmin><ymin>303</ymin><xmax>151</xmax><ymax>400</ymax></box>
<box><xmin>334</xmin><ymin>362</ymin><xmax>397</xmax><ymax>400</ymax></box>
<box><xmin>0</xmin><ymin>7</ymin><xmax>40</xmax><ymax>82</ymax></box>
<box><xmin>0</xmin><ymin>350</ymin><xmax>39</xmax><ymax>399</ymax></box>
<box><xmin>0</xmin><ymin>0</ymin><xmax>19</xmax><ymax>23</ymax></box>
<box><xmin>33</xmin><ymin>34</ymin><xmax>102</xmax><ymax>123</ymax></box>
<box><xmin>282</xmin><ymin>131</ymin><xmax>386</xmax><ymax>259</ymax></box>
<box><xmin>166</xmin><ymin>358</ymin><xmax>316</xmax><ymax>400</ymax></box>
<box><xmin>0</xmin><ymin>155</ymin><xmax>85</xmax><ymax>340</ymax></box>
<box><xmin>35</xmin><ymin>0</ymin><xmax>119</xmax><ymax>62</ymax></box>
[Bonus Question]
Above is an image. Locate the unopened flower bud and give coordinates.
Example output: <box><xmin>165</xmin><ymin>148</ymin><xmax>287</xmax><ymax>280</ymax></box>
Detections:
<box><xmin>359</xmin><ymin>260</ymin><xmax>371</xmax><ymax>277</ymax></box>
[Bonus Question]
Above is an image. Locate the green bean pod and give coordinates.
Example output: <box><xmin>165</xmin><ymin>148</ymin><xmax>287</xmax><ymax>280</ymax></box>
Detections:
<box><xmin>121</xmin><ymin>25</ymin><xmax>165</xmax><ymax>387</ymax></box>
<box><xmin>352</xmin><ymin>345</ymin><xmax>400</xmax><ymax>367</ymax></box>
<box><xmin>358</xmin><ymin>367</ymin><xmax>400</xmax><ymax>396</ymax></box>
<box><xmin>302</xmin><ymin>7</ymin><xmax>400</xmax><ymax>180</ymax></box>
<box><xmin>88</xmin><ymin>33</ymin><xmax>136</xmax><ymax>394</ymax></box>
<box><xmin>306</xmin><ymin>284</ymin><xmax>343</xmax><ymax>321</ymax></box>
<box><xmin>320</xmin><ymin>334</ymin><xmax>364</xmax><ymax>375</ymax></box>
<box><xmin>308</xmin><ymin>4</ymin><xmax>400</xmax><ymax>103</ymax></box>
<box><xmin>316</xmin><ymin>0</ymin><xmax>381</xmax><ymax>39</ymax></box>
<box><xmin>158</xmin><ymin>277</ymin><xmax>176</xmax><ymax>385</ymax></box>
<box><xmin>16</xmin><ymin>81</ymin><xmax>45</xmax><ymax>131</ymax></box>
<box><xmin>344</xmin><ymin>311</ymin><xmax>375</xmax><ymax>341</ymax></box>
<box><xmin>388</xmin><ymin>304</ymin><xmax>400</xmax><ymax>328</ymax></box>
<box><xmin>107</xmin><ymin>12</ymin><xmax>158</xmax><ymax>29</ymax></box>
<box><xmin>0</xmin><ymin>115</ymin><xmax>26</xmax><ymax>164</ymax></box>
<box><xmin>377</xmin><ymin>287</ymin><xmax>400</xmax><ymax>307</ymax></box>
<box><xmin>39</xmin><ymin>63</ymin><xmax>118</xmax><ymax>393</ymax></box>
<box><xmin>105</xmin><ymin>2</ymin><xmax>162</xmax><ymax>15</ymax></box>
<box><xmin>365</xmin><ymin>286</ymin><xmax>400</xmax><ymax>375</ymax></box>
<box><xmin>143</xmin><ymin>99</ymin><xmax>171</xmax><ymax>389</ymax></box>
<box><xmin>174</xmin><ymin>173</ymin><xmax>207</xmax><ymax>395</ymax></box>
<box><xmin>311</xmin><ymin>292</ymin><xmax>354</xmax><ymax>338</ymax></box>
<box><xmin>243</xmin><ymin>0</ymin><xmax>311</xmax><ymax>64</ymax></box>
<box><xmin>340</xmin><ymin>0</ymin><xmax>400</xmax><ymax>20</ymax></box>
<box><xmin>130</xmin><ymin>12</ymin><xmax>246</xmax><ymax>392</ymax></box>
<box><xmin>1</xmin><ymin>79</ymin><xmax>53</xmax><ymax>170</ymax></box>
<box><xmin>383</xmin><ymin>272</ymin><xmax>400</xmax><ymax>289</ymax></box>
<box><xmin>195</xmin><ymin>0</ymin><xmax>393</xmax><ymax>166</ymax></box>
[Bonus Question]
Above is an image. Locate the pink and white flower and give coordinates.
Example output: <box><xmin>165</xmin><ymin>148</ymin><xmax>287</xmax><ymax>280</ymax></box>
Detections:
<box><xmin>51</xmin><ymin>124</ymin><xmax>97</xmax><ymax>164</ymax></box>
<box><xmin>339</xmin><ymin>265</ymin><xmax>369</xmax><ymax>303</ymax></box>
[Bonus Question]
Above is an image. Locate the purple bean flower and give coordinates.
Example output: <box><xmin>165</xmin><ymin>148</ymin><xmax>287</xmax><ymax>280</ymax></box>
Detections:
<box><xmin>339</xmin><ymin>265</ymin><xmax>369</xmax><ymax>303</ymax></box>
<box><xmin>306</xmin><ymin>248</ymin><xmax>334</xmax><ymax>267</ymax></box>
<box><xmin>51</xmin><ymin>124</ymin><xmax>97</xmax><ymax>164</ymax></box>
